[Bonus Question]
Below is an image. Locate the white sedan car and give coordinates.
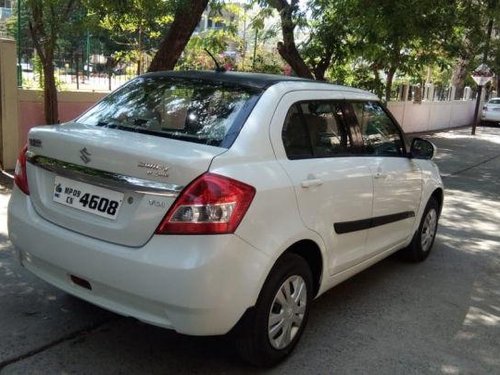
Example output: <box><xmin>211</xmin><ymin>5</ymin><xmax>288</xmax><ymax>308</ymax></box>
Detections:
<box><xmin>481</xmin><ymin>97</ymin><xmax>500</xmax><ymax>125</ymax></box>
<box><xmin>8</xmin><ymin>71</ymin><xmax>443</xmax><ymax>366</ymax></box>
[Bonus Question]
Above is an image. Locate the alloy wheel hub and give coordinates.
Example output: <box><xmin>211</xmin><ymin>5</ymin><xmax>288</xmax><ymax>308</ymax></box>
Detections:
<box><xmin>268</xmin><ymin>275</ymin><xmax>307</xmax><ymax>350</ymax></box>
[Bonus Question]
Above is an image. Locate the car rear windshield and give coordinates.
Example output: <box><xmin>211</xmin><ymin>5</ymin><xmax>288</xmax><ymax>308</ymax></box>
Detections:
<box><xmin>77</xmin><ymin>76</ymin><xmax>262</xmax><ymax>148</ymax></box>
<box><xmin>489</xmin><ymin>99</ymin><xmax>500</xmax><ymax>104</ymax></box>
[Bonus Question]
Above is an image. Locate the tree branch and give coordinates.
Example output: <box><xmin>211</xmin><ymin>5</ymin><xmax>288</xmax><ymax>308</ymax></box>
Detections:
<box><xmin>268</xmin><ymin>0</ymin><xmax>313</xmax><ymax>79</ymax></box>
<box><xmin>28</xmin><ymin>20</ymin><xmax>47</xmax><ymax>64</ymax></box>
<box><xmin>148</xmin><ymin>0</ymin><xmax>209</xmax><ymax>71</ymax></box>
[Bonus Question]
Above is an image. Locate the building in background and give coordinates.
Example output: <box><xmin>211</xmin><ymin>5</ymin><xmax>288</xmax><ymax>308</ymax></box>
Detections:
<box><xmin>0</xmin><ymin>0</ymin><xmax>13</xmax><ymax>36</ymax></box>
<box><xmin>0</xmin><ymin>0</ymin><xmax>12</xmax><ymax>19</ymax></box>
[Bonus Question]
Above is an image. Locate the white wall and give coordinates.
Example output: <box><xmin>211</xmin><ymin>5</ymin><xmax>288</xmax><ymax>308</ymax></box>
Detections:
<box><xmin>387</xmin><ymin>100</ymin><xmax>477</xmax><ymax>133</ymax></box>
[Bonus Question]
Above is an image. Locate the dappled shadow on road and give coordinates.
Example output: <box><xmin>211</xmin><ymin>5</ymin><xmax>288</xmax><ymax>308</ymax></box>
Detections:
<box><xmin>3</xmin><ymin>238</ymin><xmax>497</xmax><ymax>374</ymax></box>
<box><xmin>418</xmin><ymin>127</ymin><xmax>500</xmax><ymax>178</ymax></box>
<box><xmin>3</xmin><ymin>218</ymin><xmax>498</xmax><ymax>374</ymax></box>
<box><xmin>439</xmin><ymin>187</ymin><xmax>500</xmax><ymax>257</ymax></box>
<box><xmin>0</xmin><ymin>232</ymin><xmax>37</xmax><ymax>305</ymax></box>
<box><xmin>424</xmin><ymin>128</ymin><xmax>500</xmax><ymax>373</ymax></box>
<box><xmin>431</xmin><ymin>186</ymin><xmax>500</xmax><ymax>373</ymax></box>
<box><xmin>0</xmin><ymin>173</ymin><xmax>13</xmax><ymax>195</ymax></box>
<box><xmin>0</xmin><ymin>186</ymin><xmax>11</xmax><ymax>196</ymax></box>
<box><xmin>0</xmin><ymin>231</ymin><xmax>115</xmax><ymax>363</ymax></box>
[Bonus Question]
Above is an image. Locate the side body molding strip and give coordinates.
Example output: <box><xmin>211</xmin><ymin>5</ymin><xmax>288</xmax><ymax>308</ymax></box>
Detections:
<box><xmin>334</xmin><ymin>211</ymin><xmax>416</xmax><ymax>234</ymax></box>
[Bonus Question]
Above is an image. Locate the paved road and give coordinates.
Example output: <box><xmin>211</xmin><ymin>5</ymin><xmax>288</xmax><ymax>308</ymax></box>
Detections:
<box><xmin>0</xmin><ymin>127</ymin><xmax>499</xmax><ymax>374</ymax></box>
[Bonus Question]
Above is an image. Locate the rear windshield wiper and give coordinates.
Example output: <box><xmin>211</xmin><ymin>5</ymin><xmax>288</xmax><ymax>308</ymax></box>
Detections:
<box><xmin>96</xmin><ymin>120</ymin><xmax>119</xmax><ymax>128</ymax></box>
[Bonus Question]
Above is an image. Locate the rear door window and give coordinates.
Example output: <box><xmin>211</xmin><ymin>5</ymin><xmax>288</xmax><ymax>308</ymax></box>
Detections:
<box><xmin>282</xmin><ymin>104</ymin><xmax>313</xmax><ymax>159</ymax></box>
<box><xmin>282</xmin><ymin>101</ymin><xmax>356</xmax><ymax>159</ymax></box>
<box><xmin>77</xmin><ymin>76</ymin><xmax>261</xmax><ymax>148</ymax></box>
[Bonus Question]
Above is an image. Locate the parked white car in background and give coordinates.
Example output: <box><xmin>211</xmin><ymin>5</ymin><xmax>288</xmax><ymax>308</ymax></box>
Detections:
<box><xmin>8</xmin><ymin>71</ymin><xmax>443</xmax><ymax>366</ymax></box>
<box><xmin>481</xmin><ymin>97</ymin><xmax>500</xmax><ymax>126</ymax></box>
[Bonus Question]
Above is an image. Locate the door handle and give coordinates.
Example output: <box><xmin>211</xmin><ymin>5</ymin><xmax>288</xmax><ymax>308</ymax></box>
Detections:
<box><xmin>301</xmin><ymin>178</ymin><xmax>323</xmax><ymax>188</ymax></box>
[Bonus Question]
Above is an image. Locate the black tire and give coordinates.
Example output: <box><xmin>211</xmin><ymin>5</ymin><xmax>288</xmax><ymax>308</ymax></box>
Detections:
<box><xmin>235</xmin><ymin>253</ymin><xmax>313</xmax><ymax>367</ymax></box>
<box><xmin>401</xmin><ymin>197</ymin><xmax>440</xmax><ymax>262</ymax></box>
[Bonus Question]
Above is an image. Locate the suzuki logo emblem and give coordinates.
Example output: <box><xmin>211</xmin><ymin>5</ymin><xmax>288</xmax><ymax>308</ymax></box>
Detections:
<box><xmin>80</xmin><ymin>147</ymin><xmax>92</xmax><ymax>164</ymax></box>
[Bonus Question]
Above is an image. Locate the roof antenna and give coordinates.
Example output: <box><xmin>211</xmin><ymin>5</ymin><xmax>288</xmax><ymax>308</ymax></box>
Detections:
<box><xmin>204</xmin><ymin>49</ymin><xmax>226</xmax><ymax>73</ymax></box>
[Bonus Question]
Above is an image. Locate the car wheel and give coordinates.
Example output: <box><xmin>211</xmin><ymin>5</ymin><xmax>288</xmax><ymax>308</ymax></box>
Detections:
<box><xmin>402</xmin><ymin>197</ymin><xmax>440</xmax><ymax>262</ymax></box>
<box><xmin>236</xmin><ymin>253</ymin><xmax>313</xmax><ymax>367</ymax></box>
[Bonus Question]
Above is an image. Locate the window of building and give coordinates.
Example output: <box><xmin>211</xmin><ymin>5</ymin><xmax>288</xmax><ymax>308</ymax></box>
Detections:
<box><xmin>0</xmin><ymin>1</ymin><xmax>13</xmax><ymax>8</ymax></box>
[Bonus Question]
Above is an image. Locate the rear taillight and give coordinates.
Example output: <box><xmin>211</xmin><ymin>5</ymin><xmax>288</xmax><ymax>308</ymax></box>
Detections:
<box><xmin>14</xmin><ymin>144</ymin><xmax>29</xmax><ymax>195</ymax></box>
<box><xmin>156</xmin><ymin>173</ymin><xmax>255</xmax><ymax>235</ymax></box>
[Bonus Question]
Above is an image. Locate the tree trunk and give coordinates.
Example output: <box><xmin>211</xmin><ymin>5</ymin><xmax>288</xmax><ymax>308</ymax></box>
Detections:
<box><xmin>370</xmin><ymin>65</ymin><xmax>383</xmax><ymax>99</ymax></box>
<box><xmin>136</xmin><ymin>23</ymin><xmax>143</xmax><ymax>76</ymax></box>
<box><xmin>277</xmin><ymin>42</ymin><xmax>313</xmax><ymax>79</ymax></box>
<box><xmin>28</xmin><ymin>22</ymin><xmax>60</xmax><ymax>124</ymax></box>
<box><xmin>312</xmin><ymin>51</ymin><xmax>333</xmax><ymax>81</ymax></box>
<box><xmin>75</xmin><ymin>53</ymin><xmax>80</xmax><ymax>90</ymax></box>
<box><xmin>148</xmin><ymin>0</ymin><xmax>209</xmax><ymax>72</ymax></box>
<box><xmin>312</xmin><ymin>66</ymin><xmax>326</xmax><ymax>81</ymax></box>
<box><xmin>42</xmin><ymin>57</ymin><xmax>59</xmax><ymax>124</ymax></box>
<box><xmin>451</xmin><ymin>57</ymin><xmax>468</xmax><ymax>100</ymax></box>
<box><xmin>385</xmin><ymin>67</ymin><xmax>396</xmax><ymax>102</ymax></box>
<box><xmin>271</xmin><ymin>0</ymin><xmax>313</xmax><ymax>79</ymax></box>
<box><xmin>27</xmin><ymin>0</ymin><xmax>77</xmax><ymax>126</ymax></box>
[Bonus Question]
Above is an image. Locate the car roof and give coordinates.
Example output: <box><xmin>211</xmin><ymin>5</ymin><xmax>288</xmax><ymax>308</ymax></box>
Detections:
<box><xmin>140</xmin><ymin>70</ymin><xmax>372</xmax><ymax>95</ymax></box>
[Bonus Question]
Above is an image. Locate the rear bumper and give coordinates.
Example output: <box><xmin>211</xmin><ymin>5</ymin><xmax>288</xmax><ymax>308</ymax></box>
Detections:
<box><xmin>481</xmin><ymin>111</ymin><xmax>500</xmax><ymax>122</ymax></box>
<box><xmin>7</xmin><ymin>187</ymin><xmax>271</xmax><ymax>335</ymax></box>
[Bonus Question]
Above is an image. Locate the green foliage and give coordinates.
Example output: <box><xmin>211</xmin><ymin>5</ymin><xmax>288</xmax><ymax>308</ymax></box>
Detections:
<box><xmin>33</xmin><ymin>53</ymin><xmax>43</xmax><ymax>88</ymax></box>
<box><xmin>246</xmin><ymin>47</ymin><xmax>284</xmax><ymax>74</ymax></box>
<box><xmin>258</xmin><ymin>0</ymin><xmax>500</xmax><ymax>97</ymax></box>
<box><xmin>177</xmin><ymin>28</ymin><xmax>238</xmax><ymax>70</ymax></box>
<box><xmin>328</xmin><ymin>62</ymin><xmax>385</xmax><ymax>98</ymax></box>
<box><xmin>83</xmin><ymin>0</ymin><xmax>174</xmax><ymax>73</ymax></box>
<box><xmin>324</xmin><ymin>0</ymin><xmax>459</xmax><ymax>97</ymax></box>
<box><xmin>177</xmin><ymin>2</ymin><xmax>243</xmax><ymax>71</ymax></box>
<box><xmin>5</xmin><ymin>1</ymin><xmax>30</xmax><ymax>40</ymax></box>
<box><xmin>14</xmin><ymin>0</ymin><xmax>500</xmax><ymax>99</ymax></box>
<box><xmin>302</xmin><ymin>0</ymin><xmax>354</xmax><ymax>78</ymax></box>
<box><xmin>454</xmin><ymin>1</ymin><xmax>500</xmax><ymax>76</ymax></box>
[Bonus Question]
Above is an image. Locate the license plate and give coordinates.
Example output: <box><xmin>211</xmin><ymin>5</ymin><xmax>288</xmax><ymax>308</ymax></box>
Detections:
<box><xmin>53</xmin><ymin>176</ymin><xmax>124</xmax><ymax>220</ymax></box>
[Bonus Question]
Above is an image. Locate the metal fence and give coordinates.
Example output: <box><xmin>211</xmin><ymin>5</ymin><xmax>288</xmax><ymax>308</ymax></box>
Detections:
<box><xmin>18</xmin><ymin>46</ymin><xmax>138</xmax><ymax>92</ymax></box>
<box><xmin>389</xmin><ymin>84</ymin><xmax>452</xmax><ymax>102</ymax></box>
<box><xmin>15</xmin><ymin>45</ymin><xmax>491</xmax><ymax>100</ymax></box>
<box><xmin>390</xmin><ymin>83</ymin><xmax>488</xmax><ymax>102</ymax></box>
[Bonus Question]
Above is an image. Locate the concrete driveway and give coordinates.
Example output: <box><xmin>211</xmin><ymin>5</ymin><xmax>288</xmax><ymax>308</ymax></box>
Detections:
<box><xmin>0</xmin><ymin>126</ymin><xmax>499</xmax><ymax>374</ymax></box>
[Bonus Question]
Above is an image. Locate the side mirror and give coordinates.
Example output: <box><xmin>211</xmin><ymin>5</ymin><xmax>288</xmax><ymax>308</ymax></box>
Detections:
<box><xmin>410</xmin><ymin>138</ymin><xmax>436</xmax><ymax>160</ymax></box>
